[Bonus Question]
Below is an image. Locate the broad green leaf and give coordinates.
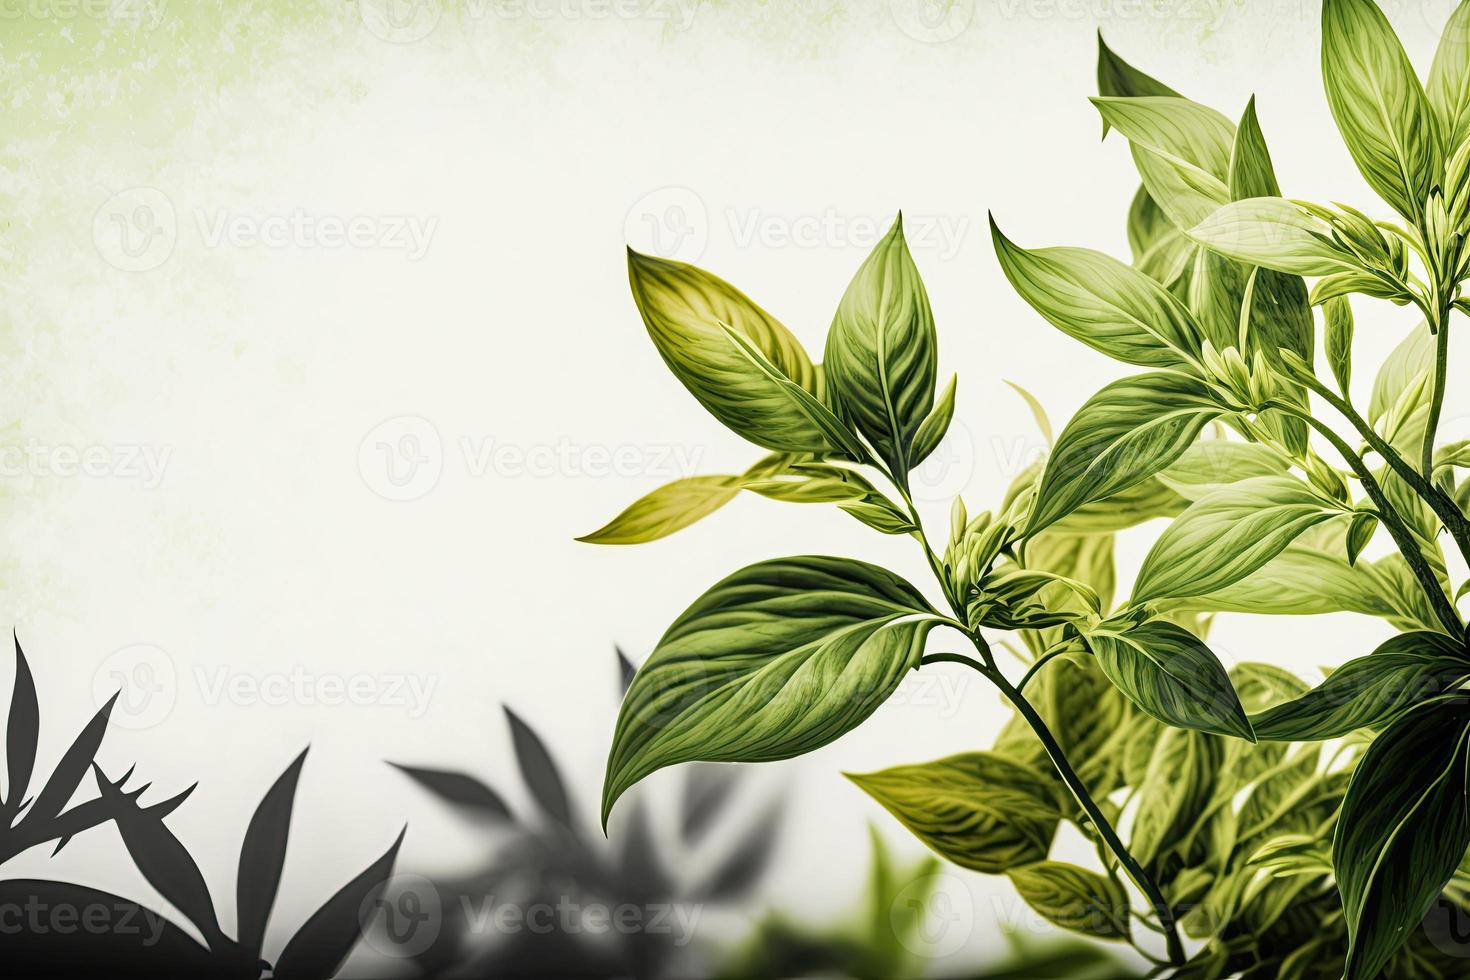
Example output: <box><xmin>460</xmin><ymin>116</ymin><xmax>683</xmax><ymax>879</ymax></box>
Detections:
<box><xmin>1092</xmin><ymin>96</ymin><xmax>1235</xmax><ymax>228</ymax></box>
<box><xmin>996</xmin><ymin>655</ymin><xmax>1127</xmax><ymax>786</ymax></box>
<box><xmin>824</xmin><ymin>216</ymin><xmax>938</xmax><ymax>475</ymax></box>
<box><xmin>1429</xmin><ymin>0</ymin><xmax>1470</xmax><ymax>154</ymax></box>
<box><xmin>627</xmin><ymin>250</ymin><xmax>838</xmax><ymax>454</ymax></box>
<box><xmin>1228</xmin><ymin>96</ymin><xmax>1282</xmax><ymax>199</ymax></box>
<box><xmin>744</xmin><ymin>462</ymin><xmax>876</xmax><ymax>504</ymax></box>
<box><xmin>1130</xmin><ymin>726</ymin><xmax>1222</xmax><ymax>868</ymax></box>
<box><xmin>1251</xmin><ymin>631</ymin><xmax>1470</xmax><ymax>740</ymax></box>
<box><xmin>847</xmin><ymin>752</ymin><xmax>1062</xmax><ymax>874</ymax></box>
<box><xmin>602</xmin><ymin>556</ymin><xmax>939</xmax><ymax>826</ymax></box>
<box><xmin>1085</xmin><ymin>619</ymin><xmax>1254</xmax><ymax>740</ymax></box>
<box><xmin>1052</xmin><ymin>477</ymin><xmax>1188</xmax><ymax>533</ymax></box>
<box><xmin>1324</xmin><ymin>295</ymin><xmax>1355</xmax><ymax>392</ymax></box>
<box><xmin>840</xmin><ymin>500</ymin><xmax>918</xmax><ymax>535</ymax></box>
<box><xmin>720</xmin><ymin>326</ymin><xmax>869</xmax><ymax>459</ymax></box>
<box><xmin>1156</xmin><ymin>440</ymin><xmax>1287</xmax><ymax>500</ymax></box>
<box><xmin>909</xmin><ymin>374</ymin><xmax>956</xmax><ymax>467</ymax></box>
<box><xmin>1005</xmin><ymin>861</ymin><xmax>1130</xmax><ymax>940</ymax></box>
<box><xmin>1321</xmin><ymin>0</ymin><xmax>1442</xmax><ymax>222</ymax></box>
<box><xmin>1334</xmin><ymin>696</ymin><xmax>1470</xmax><ymax>980</ymax></box>
<box><xmin>1129</xmin><ymin>186</ymin><xmax>1196</xmax><ymax>287</ymax></box>
<box><xmin>1132</xmin><ymin>476</ymin><xmax>1344</xmax><ymax>603</ymax></box>
<box><xmin>1023</xmin><ymin>533</ymin><xmax>1116</xmax><ymax>618</ymax></box>
<box><xmin>1369</xmin><ymin>320</ymin><xmax>1434</xmax><ymax>438</ymax></box>
<box><xmin>1187</xmin><ymin>198</ymin><xmax>1356</xmax><ymax>276</ymax></box>
<box><xmin>991</xmin><ymin>219</ymin><xmax>1205</xmax><ymax>368</ymax></box>
<box><xmin>1025</xmin><ymin>373</ymin><xmax>1220</xmax><ymax>535</ymax></box>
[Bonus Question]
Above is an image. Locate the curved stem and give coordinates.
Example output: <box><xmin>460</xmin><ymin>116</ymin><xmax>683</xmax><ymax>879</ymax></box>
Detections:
<box><xmin>1292</xmin><ymin>411</ymin><xmax>1462</xmax><ymax>634</ymax></box>
<box><xmin>919</xmin><ymin>651</ymin><xmax>988</xmax><ymax>671</ymax></box>
<box><xmin>1017</xmin><ymin>642</ymin><xmax>1072</xmax><ymax>693</ymax></box>
<box><xmin>987</xmin><ymin>663</ymin><xmax>1186</xmax><ymax>966</ymax></box>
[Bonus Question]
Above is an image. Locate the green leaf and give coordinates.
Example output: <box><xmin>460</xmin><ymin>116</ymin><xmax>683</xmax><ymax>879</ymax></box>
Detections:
<box><xmin>602</xmin><ymin>556</ymin><xmax>939</xmax><ymax>826</ymax></box>
<box><xmin>1156</xmin><ymin>440</ymin><xmax>1287</xmax><ymax>500</ymax></box>
<box><xmin>1250</xmin><ymin>631</ymin><xmax>1470</xmax><ymax>740</ymax></box>
<box><xmin>1129</xmin><ymin>185</ymin><xmax>1196</xmax><ymax>287</ymax></box>
<box><xmin>1096</xmin><ymin>32</ymin><xmax>1182</xmax><ymax>102</ymax></box>
<box><xmin>1324</xmin><ymin>295</ymin><xmax>1355</xmax><ymax>393</ymax></box>
<box><xmin>627</xmin><ymin>249</ymin><xmax>839</xmax><ymax>454</ymax></box>
<box><xmin>1429</xmin><ymin>0</ymin><xmax>1470</xmax><ymax>154</ymax></box>
<box><xmin>824</xmin><ymin>215</ymin><xmax>938</xmax><ymax>475</ymax></box>
<box><xmin>991</xmin><ymin>218</ymin><xmax>1205</xmax><ymax>368</ymax></box>
<box><xmin>578</xmin><ymin>475</ymin><xmax>742</xmax><ymax>544</ymax></box>
<box><xmin>1025</xmin><ymin>373</ymin><xmax>1219</xmax><ymax>535</ymax></box>
<box><xmin>1004</xmin><ymin>380</ymin><xmax>1053</xmax><ymax>447</ymax></box>
<box><xmin>1369</xmin><ymin>320</ymin><xmax>1435</xmax><ymax>443</ymax></box>
<box><xmin>1132</xmin><ymin>476</ymin><xmax>1344</xmax><ymax>603</ymax></box>
<box><xmin>1228</xmin><ymin>96</ymin><xmax>1282</xmax><ymax>199</ymax></box>
<box><xmin>840</xmin><ymin>500</ymin><xmax>918</xmax><ymax>535</ymax></box>
<box><xmin>847</xmin><ymin>752</ymin><xmax>1062</xmax><ymax>874</ymax></box>
<box><xmin>909</xmin><ymin>374</ymin><xmax>957</xmax><ymax>468</ymax></box>
<box><xmin>1187</xmin><ymin>198</ymin><xmax>1355</xmax><ymax>276</ymax></box>
<box><xmin>1130</xmin><ymin>726</ymin><xmax>1222</xmax><ymax>868</ymax></box>
<box><xmin>1005</xmin><ymin>861</ymin><xmax>1131</xmax><ymax>940</ymax></box>
<box><xmin>1334</xmin><ymin>696</ymin><xmax>1470</xmax><ymax>980</ymax></box>
<box><xmin>1091</xmin><ymin>96</ymin><xmax>1235</xmax><ymax>229</ymax></box>
<box><xmin>1085</xmin><ymin>619</ymin><xmax>1254</xmax><ymax>740</ymax></box>
<box><xmin>1321</xmin><ymin>0</ymin><xmax>1442</xmax><ymax>222</ymax></box>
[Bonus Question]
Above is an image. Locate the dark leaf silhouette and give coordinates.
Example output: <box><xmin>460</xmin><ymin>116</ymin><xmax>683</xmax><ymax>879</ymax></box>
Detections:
<box><xmin>616</xmin><ymin>645</ymin><xmax>637</xmax><ymax>692</ymax></box>
<box><xmin>26</xmin><ymin>692</ymin><xmax>117</xmax><ymax>825</ymax></box>
<box><xmin>390</xmin><ymin>762</ymin><xmax>513</xmax><ymax>821</ymax></box>
<box><xmin>5</xmin><ymin>632</ymin><xmax>39</xmax><ymax>816</ymax></box>
<box><xmin>699</xmin><ymin>796</ymin><xmax>784</xmax><ymax>900</ymax></box>
<box><xmin>236</xmin><ymin>746</ymin><xmax>308</xmax><ymax>960</ymax></box>
<box><xmin>96</xmin><ymin>765</ymin><xmax>228</xmax><ymax>953</ymax></box>
<box><xmin>614</xmin><ymin>796</ymin><xmax>673</xmax><ymax>900</ymax></box>
<box><xmin>505</xmin><ymin>705</ymin><xmax>577</xmax><ymax>833</ymax></box>
<box><xmin>273</xmin><ymin>826</ymin><xmax>406</xmax><ymax>980</ymax></box>
<box><xmin>680</xmin><ymin>763</ymin><xmax>742</xmax><ymax>844</ymax></box>
<box><xmin>0</xmin><ymin>878</ymin><xmax>215</xmax><ymax>978</ymax></box>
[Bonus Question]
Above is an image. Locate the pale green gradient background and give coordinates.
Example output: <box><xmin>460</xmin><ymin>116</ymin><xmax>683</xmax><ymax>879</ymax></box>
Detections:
<box><xmin>2</xmin><ymin>0</ymin><xmax>1467</xmax><ymax>972</ymax></box>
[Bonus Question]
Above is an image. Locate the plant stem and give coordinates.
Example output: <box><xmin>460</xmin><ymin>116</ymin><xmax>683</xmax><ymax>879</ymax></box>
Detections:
<box><xmin>987</xmin><ymin>662</ymin><xmax>1186</xmax><ymax>966</ymax></box>
<box><xmin>1017</xmin><ymin>642</ymin><xmax>1072</xmax><ymax>692</ymax></box>
<box><xmin>1423</xmin><ymin>320</ymin><xmax>1451</xmax><ymax>479</ymax></box>
<box><xmin>1293</xmin><ymin>413</ymin><xmax>1463</xmax><ymax>635</ymax></box>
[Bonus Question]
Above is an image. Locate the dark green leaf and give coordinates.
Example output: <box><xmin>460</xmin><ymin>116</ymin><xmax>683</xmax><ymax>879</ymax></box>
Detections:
<box><xmin>909</xmin><ymin>374</ymin><xmax>957</xmax><ymax>467</ymax></box>
<box><xmin>824</xmin><ymin>215</ymin><xmax>938</xmax><ymax>475</ymax></box>
<box><xmin>389</xmin><ymin>763</ymin><xmax>512</xmax><ymax>821</ymax></box>
<box><xmin>1085</xmin><ymin>620</ymin><xmax>1254</xmax><ymax>739</ymax></box>
<box><xmin>505</xmin><ymin>706</ymin><xmax>577</xmax><ymax>833</ymax></box>
<box><xmin>602</xmin><ymin>556</ymin><xmax>939</xmax><ymax>827</ymax></box>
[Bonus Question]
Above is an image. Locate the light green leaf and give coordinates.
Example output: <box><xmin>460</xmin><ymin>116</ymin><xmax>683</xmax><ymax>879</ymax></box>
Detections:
<box><xmin>1228</xmin><ymin>96</ymin><xmax>1282</xmax><ymax>199</ymax></box>
<box><xmin>909</xmin><ymin>374</ymin><xmax>957</xmax><ymax>468</ymax></box>
<box><xmin>847</xmin><ymin>752</ymin><xmax>1063</xmax><ymax>874</ymax></box>
<box><xmin>824</xmin><ymin>215</ymin><xmax>938</xmax><ymax>475</ymax></box>
<box><xmin>1334</xmin><ymin>696</ymin><xmax>1470</xmax><ymax>980</ymax></box>
<box><xmin>1132</xmin><ymin>476</ymin><xmax>1344</xmax><ymax>603</ymax></box>
<box><xmin>991</xmin><ymin>219</ymin><xmax>1205</xmax><ymax>368</ymax></box>
<box><xmin>1092</xmin><ymin>96</ymin><xmax>1235</xmax><ymax>229</ymax></box>
<box><xmin>1025</xmin><ymin>373</ymin><xmax>1220</xmax><ymax>535</ymax></box>
<box><xmin>578</xmin><ymin>475</ymin><xmax>742</xmax><ymax>545</ymax></box>
<box><xmin>1321</xmin><ymin>0</ymin><xmax>1442</xmax><ymax>221</ymax></box>
<box><xmin>1250</xmin><ymin>631</ymin><xmax>1470</xmax><ymax>740</ymax></box>
<box><xmin>1085</xmin><ymin>619</ymin><xmax>1254</xmax><ymax>740</ymax></box>
<box><xmin>1156</xmin><ymin>440</ymin><xmax>1287</xmax><ymax>500</ymax></box>
<box><xmin>1130</xmin><ymin>726</ymin><xmax>1222</xmax><ymax>868</ymax></box>
<box><xmin>1004</xmin><ymin>380</ymin><xmax>1053</xmax><ymax>447</ymax></box>
<box><xmin>840</xmin><ymin>500</ymin><xmax>918</xmax><ymax>535</ymax></box>
<box><xmin>1129</xmin><ymin>186</ymin><xmax>1196</xmax><ymax>287</ymax></box>
<box><xmin>1187</xmin><ymin>198</ymin><xmax>1355</xmax><ymax>276</ymax></box>
<box><xmin>1369</xmin><ymin>320</ymin><xmax>1434</xmax><ymax>443</ymax></box>
<box><xmin>743</xmin><ymin>462</ymin><xmax>875</xmax><ymax>504</ymax></box>
<box><xmin>602</xmin><ymin>556</ymin><xmax>939</xmax><ymax>826</ymax></box>
<box><xmin>627</xmin><ymin>250</ymin><xmax>836</xmax><ymax>453</ymax></box>
<box><xmin>1324</xmin><ymin>295</ymin><xmax>1355</xmax><ymax>393</ymax></box>
<box><xmin>1429</xmin><ymin>0</ymin><xmax>1470</xmax><ymax>154</ymax></box>
<box><xmin>1005</xmin><ymin>861</ymin><xmax>1130</xmax><ymax>940</ymax></box>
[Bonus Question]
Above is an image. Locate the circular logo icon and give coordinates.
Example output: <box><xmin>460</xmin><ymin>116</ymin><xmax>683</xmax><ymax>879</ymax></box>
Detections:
<box><xmin>889</xmin><ymin>0</ymin><xmax>975</xmax><ymax>44</ymax></box>
<box><xmin>359</xmin><ymin>416</ymin><xmax>443</xmax><ymax>502</ymax></box>
<box><xmin>93</xmin><ymin>643</ymin><xmax>177</xmax><ymax>730</ymax></box>
<box><xmin>891</xmin><ymin>870</ymin><xmax>974</xmax><ymax>959</ymax></box>
<box><xmin>624</xmin><ymin>186</ymin><xmax>709</xmax><ymax>263</ymax></box>
<box><xmin>910</xmin><ymin>416</ymin><xmax>975</xmax><ymax>502</ymax></box>
<box><xmin>360</xmin><ymin>0</ymin><xmax>442</xmax><ymax>43</ymax></box>
<box><xmin>93</xmin><ymin>187</ymin><xmax>177</xmax><ymax>272</ymax></box>
<box><xmin>361</xmin><ymin>873</ymin><xmax>442</xmax><ymax>958</ymax></box>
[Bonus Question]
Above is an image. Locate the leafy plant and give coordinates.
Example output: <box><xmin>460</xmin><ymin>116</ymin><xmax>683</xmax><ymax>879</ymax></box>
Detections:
<box><xmin>585</xmin><ymin>3</ymin><xmax>1470</xmax><ymax>975</ymax></box>
<box><xmin>385</xmin><ymin>648</ymin><xmax>784</xmax><ymax>978</ymax></box>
